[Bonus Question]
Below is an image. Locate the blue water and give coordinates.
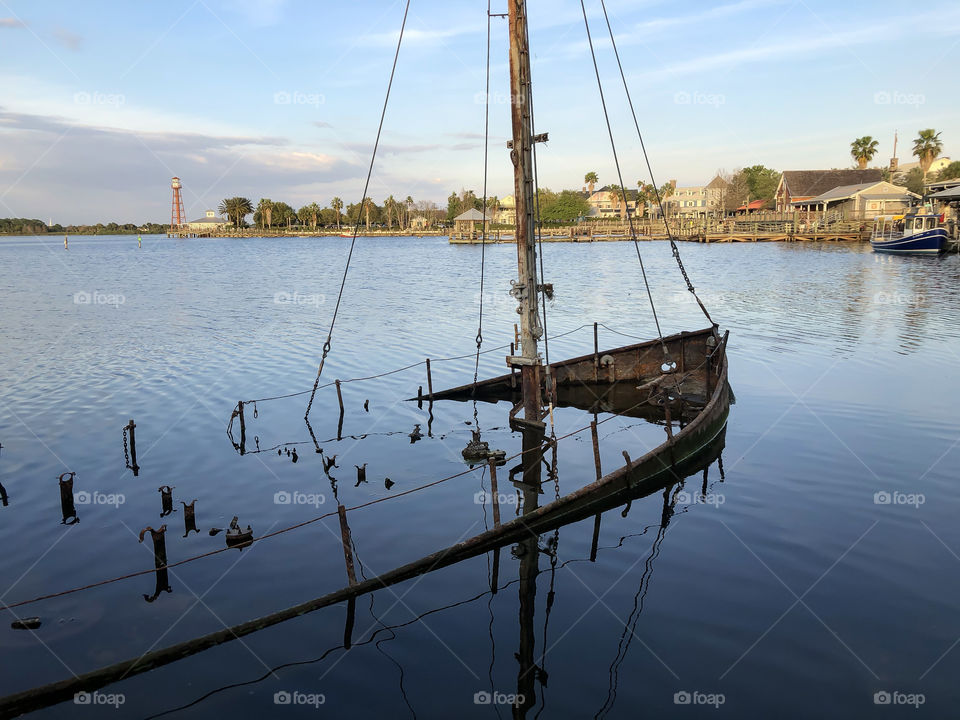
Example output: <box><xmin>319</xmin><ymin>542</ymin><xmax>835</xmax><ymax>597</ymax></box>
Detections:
<box><xmin>1</xmin><ymin>234</ymin><xmax>959</xmax><ymax>718</ymax></box>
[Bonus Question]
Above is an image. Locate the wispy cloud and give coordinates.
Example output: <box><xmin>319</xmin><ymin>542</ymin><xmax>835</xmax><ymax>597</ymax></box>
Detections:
<box><xmin>53</xmin><ymin>27</ymin><xmax>82</xmax><ymax>51</ymax></box>
<box><xmin>0</xmin><ymin>17</ymin><xmax>25</xmax><ymax>28</ymax></box>
<box><xmin>640</xmin><ymin>9</ymin><xmax>960</xmax><ymax>78</ymax></box>
<box><xmin>360</xmin><ymin>25</ymin><xmax>480</xmax><ymax>48</ymax></box>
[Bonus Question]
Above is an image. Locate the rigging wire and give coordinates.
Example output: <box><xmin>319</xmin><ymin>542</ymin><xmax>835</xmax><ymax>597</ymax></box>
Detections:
<box><xmin>474</xmin><ymin>0</ymin><xmax>493</xmax><ymax>393</ymax></box>
<box><xmin>305</xmin><ymin>0</ymin><xmax>412</xmax><ymax>420</ymax></box>
<box><xmin>577</xmin><ymin>0</ymin><xmax>669</xmax><ymax>361</ymax></box>
<box><xmin>596</xmin><ymin>0</ymin><xmax>713</xmax><ymax>325</ymax></box>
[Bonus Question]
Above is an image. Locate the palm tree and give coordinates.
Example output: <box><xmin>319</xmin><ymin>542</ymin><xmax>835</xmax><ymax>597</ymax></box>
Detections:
<box><xmin>331</xmin><ymin>197</ymin><xmax>343</xmax><ymax>229</ymax></box>
<box><xmin>658</xmin><ymin>182</ymin><xmax>675</xmax><ymax>217</ymax></box>
<box><xmin>850</xmin><ymin>136</ymin><xmax>879</xmax><ymax>169</ymax></box>
<box><xmin>384</xmin><ymin>195</ymin><xmax>397</xmax><ymax>229</ymax></box>
<box><xmin>256</xmin><ymin>198</ymin><xmax>274</xmax><ymax>230</ymax></box>
<box><xmin>361</xmin><ymin>197</ymin><xmax>372</xmax><ymax>230</ymax></box>
<box><xmin>218</xmin><ymin>197</ymin><xmax>253</xmax><ymax>229</ymax></box>
<box><xmin>913</xmin><ymin>129</ymin><xmax>943</xmax><ymax>182</ymax></box>
<box><xmin>584</xmin><ymin>171</ymin><xmax>598</xmax><ymax>193</ymax></box>
<box><xmin>405</xmin><ymin>196</ymin><xmax>414</xmax><ymax>229</ymax></box>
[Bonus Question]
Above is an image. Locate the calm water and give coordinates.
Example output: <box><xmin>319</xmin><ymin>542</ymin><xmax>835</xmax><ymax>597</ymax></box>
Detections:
<box><xmin>1</xmin><ymin>234</ymin><xmax>959</xmax><ymax>718</ymax></box>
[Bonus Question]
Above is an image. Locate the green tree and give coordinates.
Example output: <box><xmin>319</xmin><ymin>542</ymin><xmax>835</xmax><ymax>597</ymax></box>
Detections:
<box><xmin>740</xmin><ymin>165</ymin><xmax>780</xmax><ymax>203</ymax></box>
<box><xmin>903</xmin><ymin>167</ymin><xmax>925</xmax><ymax>195</ymax></box>
<box><xmin>271</xmin><ymin>201</ymin><xmax>296</xmax><ymax>227</ymax></box>
<box><xmin>330</xmin><ymin>197</ymin><xmax>344</xmax><ymax>229</ymax></box>
<box><xmin>850</xmin><ymin>136</ymin><xmax>879</xmax><ymax>169</ymax></box>
<box><xmin>218</xmin><ymin>197</ymin><xmax>253</xmax><ymax>228</ymax></box>
<box><xmin>540</xmin><ymin>189</ymin><xmax>590</xmax><ymax>222</ymax></box>
<box><xmin>255</xmin><ymin>198</ymin><xmax>274</xmax><ymax>230</ymax></box>
<box><xmin>936</xmin><ymin>161</ymin><xmax>960</xmax><ymax>181</ymax></box>
<box><xmin>584</xmin><ymin>171</ymin><xmax>598</xmax><ymax>193</ymax></box>
<box><xmin>912</xmin><ymin>129</ymin><xmax>943</xmax><ymax>182</ymax></box>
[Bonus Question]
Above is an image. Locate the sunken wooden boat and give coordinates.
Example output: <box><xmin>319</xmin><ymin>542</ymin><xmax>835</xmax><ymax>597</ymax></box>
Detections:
<box><xmin>430</xmin><ymin>324</ymin><xmax>731</xmax><ymax>520</ymax></box>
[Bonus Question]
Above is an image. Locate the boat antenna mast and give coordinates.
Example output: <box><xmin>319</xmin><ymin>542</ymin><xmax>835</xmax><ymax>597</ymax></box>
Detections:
<box><xmin>507</xmin><ymin>0</ymin><xmax>544</xmax><ymax>427</ymax></box>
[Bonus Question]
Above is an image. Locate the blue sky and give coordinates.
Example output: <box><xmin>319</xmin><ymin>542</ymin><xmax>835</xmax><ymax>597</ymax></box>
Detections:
<box><xmin>0</xmin><ymin>0</ymin><xmax>958</xmax><ymax>224</ymax></box>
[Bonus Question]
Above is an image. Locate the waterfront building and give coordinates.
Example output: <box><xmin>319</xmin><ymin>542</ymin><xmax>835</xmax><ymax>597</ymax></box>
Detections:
<box><xmin>586</xmin><ymin>186</ymin><xmax>638</xmax><ymax>218</ymax></box>
<box><xmin>790</xmin><ymin>180</ymin><xmax>918</xmax><ymax>218</ymax></box>
<box><xmin>495</xmin><ymin>195</ymin><xmax>516</xmax><ymax>225</ymax></box>
<box><xmin>184</xmin><ymin>210</ymin><xmax>228</xmax><ymax>232</ymax></box>
<box><xmin>892</xmin><ymin>157</ymin><xmax>951</xmax><ymax>184</ymax></box>
<box><xmin>775</xmin><ymin>169</ymin><xmax>882</xmax><ymax>211</ymax></box>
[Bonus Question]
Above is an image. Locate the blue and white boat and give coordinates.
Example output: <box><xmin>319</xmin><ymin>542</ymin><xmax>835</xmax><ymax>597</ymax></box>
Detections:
<box><xmin>871</xmin><ymin>213</ymin><xmax>946</xmax><ymax>254</ymax></box>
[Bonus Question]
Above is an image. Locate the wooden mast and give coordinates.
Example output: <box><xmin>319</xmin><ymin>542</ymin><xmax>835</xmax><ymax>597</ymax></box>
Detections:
<box><xmin>507</xmin><ymin>0</ymin><xmax>542</xmax><ymax>427</ymax></box>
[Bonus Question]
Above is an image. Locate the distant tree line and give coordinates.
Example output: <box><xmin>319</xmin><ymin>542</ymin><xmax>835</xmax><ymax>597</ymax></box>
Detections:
<box><xmin>217</xmin><ymin>196</ymin><xmax>445</xmax><ymax>230</ymax></box>
<box><xmin>0</xmin><ymin>219</ymin><xmax>168</xmax><ymax>235</ymax></box>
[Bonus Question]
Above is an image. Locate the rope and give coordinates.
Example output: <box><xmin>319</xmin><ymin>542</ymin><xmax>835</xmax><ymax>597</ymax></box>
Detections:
<box><xmin>597</xmin><ymin>0</ymin><xmax>713</xmax><ymax>326</ymax></box>
<box><xmin>578</xmin><ymin>0</ymin><xmax>669</xmax><ymax>362</ymax></box>
<box><xmin>305</xmin><ymin>0</ymin><xmax>411</xmax><ymax>419</ymax></box>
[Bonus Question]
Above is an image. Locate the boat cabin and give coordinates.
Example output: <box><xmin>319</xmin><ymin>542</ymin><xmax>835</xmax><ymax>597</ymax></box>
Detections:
<box><xmin>873</xmin><ymin>213</ymin><xmax>941</xmax><ymax>239</ymax></box>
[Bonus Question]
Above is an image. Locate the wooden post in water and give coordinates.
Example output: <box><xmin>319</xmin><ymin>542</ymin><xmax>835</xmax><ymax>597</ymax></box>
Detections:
<box><xmin>593</xmin><ymin>322</ymin><xmax>599</xmax><ymax>382</ymax></box>
<box><xmin>335</xmin><ymin>380</ymin><xmax>344</xmax><ymax>441</ymax></box>
<box><xmin>425</xmin><ymin>358</ymin><xmax>433</xmax><ymax>401</ymax></box>
<box><xmin>126</xmin><ymin>419</ymin><xmax>140</xmax><ymax>476</ymax></box>
<box><xmin>488</xmin><ymin>459</ymin><xmax>501</xmax><ymax>527</ymax></box>
<box><xmin>337</xmin><ymin>504</ymin><xmax>357</xmax><ymax>648</ymax></box>
<box><xmin>590</xmin><ymin>419</ymin><xmax>602</xmax><ymax>562</ymax></box>
<box><xmin>237</xmin><ymin>402</ymin><xmax>246</xmax><ymax>456</ymax></box>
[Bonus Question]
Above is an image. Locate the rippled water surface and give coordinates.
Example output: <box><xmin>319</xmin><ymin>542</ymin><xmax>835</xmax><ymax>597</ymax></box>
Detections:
<box><xmin>1</xmin><ymin>234</ymin><xmax>959</xmax><ymax>718</ymax></box>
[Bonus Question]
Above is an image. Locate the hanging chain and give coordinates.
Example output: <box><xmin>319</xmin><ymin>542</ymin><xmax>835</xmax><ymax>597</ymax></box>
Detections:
<box><xmin>122</xmin><ymin>426</ymin><xmax>130</xmax><ymax>469</ymax></box>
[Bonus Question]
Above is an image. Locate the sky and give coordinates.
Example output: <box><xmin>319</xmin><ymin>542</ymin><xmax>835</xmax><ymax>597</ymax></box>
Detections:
<box><xmin>0</xmin><ymin>0</ymin><xmax>958</xmax><ymax>224</ymax></box>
